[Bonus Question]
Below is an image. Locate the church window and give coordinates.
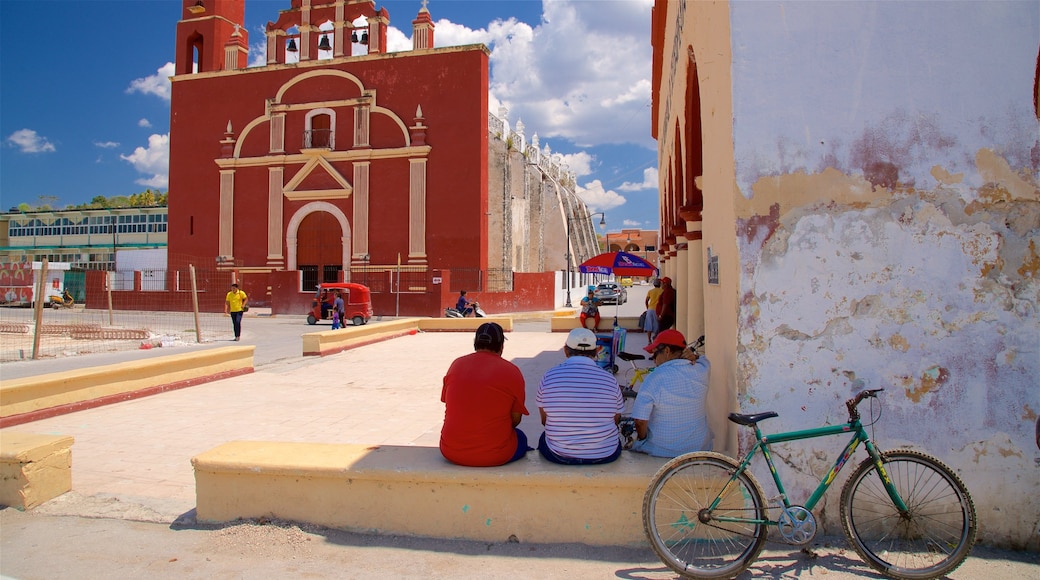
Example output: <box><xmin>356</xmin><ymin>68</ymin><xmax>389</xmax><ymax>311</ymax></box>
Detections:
<box><xmin>304</xmin><ymin>109</ymin><xmax>335</xmax><ymax>149</ymax></box>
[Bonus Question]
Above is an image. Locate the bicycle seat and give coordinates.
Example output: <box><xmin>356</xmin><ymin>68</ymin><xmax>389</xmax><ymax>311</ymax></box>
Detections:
<box><xmin>617</xmin><ymin>351</ymin><xmax>646</xmax><ymax>361</ymax></box>
<box><xmin>728</xmin><ymin>412</ymin><xmax>778</xmax><ymax>426</ymax></box>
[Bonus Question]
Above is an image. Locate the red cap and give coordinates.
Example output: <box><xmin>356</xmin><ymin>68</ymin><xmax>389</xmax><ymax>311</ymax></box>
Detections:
<box><xmin>644</xmin><ymin>329</ymin><xmax>687</xmax><ymax>353</ymax></box>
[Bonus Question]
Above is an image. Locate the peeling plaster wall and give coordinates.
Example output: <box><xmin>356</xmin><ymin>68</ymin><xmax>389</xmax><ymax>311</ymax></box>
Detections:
<box><xmin>729</xmin><ymin>2</ymin><xmax>1040</xmax><ymax>548</ymax></box>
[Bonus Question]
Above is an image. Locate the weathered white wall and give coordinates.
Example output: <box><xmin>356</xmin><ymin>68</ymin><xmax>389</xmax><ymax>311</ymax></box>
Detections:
<box><xmin>729</xmin><ymin>1</ymin><xmax>1039</xmax><ymax>548</ymax></box>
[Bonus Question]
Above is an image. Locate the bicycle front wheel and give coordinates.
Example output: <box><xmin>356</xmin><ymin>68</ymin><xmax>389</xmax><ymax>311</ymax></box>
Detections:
<box><xmin>643</xmin><ymin>452</ymin><xmax>767</xmax><ymax>579</ymax></box>
<box><xmin>840</xmin><ymin>450</ymin><xmax>977</xmax><ymax>579</ymax></box>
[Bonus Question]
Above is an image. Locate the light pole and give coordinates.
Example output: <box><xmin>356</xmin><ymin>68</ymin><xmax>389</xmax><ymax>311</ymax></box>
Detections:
<box><xmin>565</xmin><ymin>211</ymin><xmax>606</xmax><ymax>307</ymax></box>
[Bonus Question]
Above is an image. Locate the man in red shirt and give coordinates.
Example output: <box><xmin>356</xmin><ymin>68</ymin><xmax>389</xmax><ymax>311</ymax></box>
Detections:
<box><xmin>656</xmin><ymin>277</ymin><xmax>677</xmax><ymax>333</ymax></box>
<box><xmin>440</xmin><ymin>322</ymin><xmax>530</xmax><ymax>466</ymax></box>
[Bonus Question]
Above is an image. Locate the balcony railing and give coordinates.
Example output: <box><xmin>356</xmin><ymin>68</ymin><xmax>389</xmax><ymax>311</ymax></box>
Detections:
<box><xmin>303</xmin><ymin>129</ymin><xmax>334</xmax><ymax>150</ymax></box>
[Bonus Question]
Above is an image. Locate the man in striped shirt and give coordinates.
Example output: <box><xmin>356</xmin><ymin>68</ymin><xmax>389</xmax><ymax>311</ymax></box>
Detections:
<box><xmin>536</xmin><ymin>328</ymin><xmax>624</xmax><ymax>465</ymax></box>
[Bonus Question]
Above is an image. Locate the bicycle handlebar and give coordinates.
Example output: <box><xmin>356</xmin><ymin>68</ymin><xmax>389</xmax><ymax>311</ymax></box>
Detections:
<box><xmin>845</xmin><ymin>388</ymin><xmax>884</xmax><ymax>422</ymax></box>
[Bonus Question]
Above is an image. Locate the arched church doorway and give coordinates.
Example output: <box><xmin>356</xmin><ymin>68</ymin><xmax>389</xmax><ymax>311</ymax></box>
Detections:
<box><xmin>296</xmin><ymin>210</ymin><xmax>343</xmax><ymax>290</ymax></box>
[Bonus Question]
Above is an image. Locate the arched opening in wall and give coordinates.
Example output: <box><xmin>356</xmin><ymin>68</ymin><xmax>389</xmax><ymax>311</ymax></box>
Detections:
<box><xmin>185</xmin><ymin>33</ymin><xmax>203</xmax><ymax>74</ymax></box>
<box><xmin>1033</xmin><ymin>40</ymin><xmax>1039</xmax><ymax>118</ymax></box>
<box><xmin>685</xmin><ymin>47</ymin><xmax>704</xmax><ymax>211</ymax></box>
<box><xmin>285</xmin><ymin>25</ymin><xmax>301</xmax><ymax>64</ymax></box>
<box><xmin>351</xmin><ymin>17</ymin><xmax>370</xmax><ymax>56</ymax></box>
<box><xmin>664</xmin><ymin>161</ymin><xmax>676</xmax><ymax>250</ymax></box>
<box><xmin>317</xmin><ymin>20</ymin><xmax>334</xmax><ymax>60</ymax></box>
<box><xmin>296</xmin><ymin>211</ymin><xmax>343</xmax><ymax>291</ymax></box>
<box><xmin>673</xmin><ymin>123</ymin><xmax>685</xmax><ymax>218</ymax></box>
<box><xmin>306</xmin><ymin>112</ymin><xmax>333</xmax><ymax>149</ymax></box>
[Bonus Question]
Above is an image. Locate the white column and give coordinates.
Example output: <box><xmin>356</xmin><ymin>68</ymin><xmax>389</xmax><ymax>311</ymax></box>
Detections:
<box><xmin>354</xmin><ymin>106</ymin><xmax>370</xmax><ymax>147</ymax></box>
<box><xmin>218</xmin><ymin>171</ymin><xmax>235</xmax><ymax>259</ymax></box>
<box><xmin>352</xmin><ymin>162</ymin><xmax>370</xmax><ymax>258</ymax></box>
<box><xmin>268</xmin><ymin>168</ymin><xmax>284</xmax><ymax>263</ymax></box>
<box><xmin>675</xmin><ymin>237</ymin><xmax>689</xmax><ymax>337</ymax></box>
<box><xmin>408</xmin><ymin>159</ymin><xmax>428</xmax><ymax>263</ymax></box>
<box><xmin>687</xmin><ymin>232</ymin><xmax>704</xmax><ymax>341</ymax></box>
<box><xmin>270</xmin><ymin>113</ymin><xmax>285</xmax><ymax>153</ymax></box>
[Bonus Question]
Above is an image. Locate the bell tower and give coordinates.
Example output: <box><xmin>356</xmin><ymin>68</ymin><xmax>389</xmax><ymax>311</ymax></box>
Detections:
<box><xmin>175</xmin><ymin>0</ymin><xmax>247</xmax><ymax>75</ymax></box>
<box><xmin>412</xmin><ymin>0</ymin><xmax>435</xmax><ymax>51</ymax></box>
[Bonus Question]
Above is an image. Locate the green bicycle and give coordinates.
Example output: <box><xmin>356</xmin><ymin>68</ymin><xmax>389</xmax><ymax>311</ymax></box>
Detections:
<box><xmin>642</xmin><ymin>389</ymin><xmax>976</xmax><ymax>579</ymax></box>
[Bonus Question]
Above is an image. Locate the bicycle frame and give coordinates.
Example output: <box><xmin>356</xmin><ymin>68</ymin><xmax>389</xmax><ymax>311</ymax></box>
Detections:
<box><xmin>711</xmin><ymin>418</ymin><xmax>909</xmax><ymax>526</ymax></box>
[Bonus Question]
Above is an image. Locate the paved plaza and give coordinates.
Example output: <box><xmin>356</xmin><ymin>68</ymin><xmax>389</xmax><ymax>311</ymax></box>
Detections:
<box><xmin>1</xmin><ymin>309</ymin><xmax>1038</xmax><ymax>578</ymax></box>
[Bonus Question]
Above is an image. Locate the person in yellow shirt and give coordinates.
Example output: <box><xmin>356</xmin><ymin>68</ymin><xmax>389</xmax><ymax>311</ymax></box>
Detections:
<box><xmin>643</xmin><ymin>279</ymin><xmax>663</xmax><ymax>340</ymax></box>
<box><xmin>224</xmin><ymin>283</ymin><xmax>248</xmax><ymax>341</ymax></box>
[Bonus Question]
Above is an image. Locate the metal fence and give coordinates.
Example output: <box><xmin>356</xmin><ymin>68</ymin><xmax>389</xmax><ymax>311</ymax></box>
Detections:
<box><xmin>0</xmin><ymin>306</ymin><xmax>228</xmax><ymax>363</ymax></box>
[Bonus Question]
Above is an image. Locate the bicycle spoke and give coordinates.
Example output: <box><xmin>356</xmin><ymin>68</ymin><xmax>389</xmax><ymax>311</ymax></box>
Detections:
<box><xmin>841</xmin><ymin>451</ymin><xmax>976</xmax><ymax>579</ymax></box>
<box><xmin>644</xmin><ymin>454</ymin><xmax>767</xmax><ymax>579</ymax></box>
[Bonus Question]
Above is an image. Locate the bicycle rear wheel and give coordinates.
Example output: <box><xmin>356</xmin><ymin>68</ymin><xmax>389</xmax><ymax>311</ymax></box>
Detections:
<box><xmin>643</xmin><ymin>452</ymin><xmax>767</xmax><ymax>579</ymax></box>
<box><xmin>840</xmin><ymin>450</ymin><xmax>976</xmax><ymax>580</ymax></box>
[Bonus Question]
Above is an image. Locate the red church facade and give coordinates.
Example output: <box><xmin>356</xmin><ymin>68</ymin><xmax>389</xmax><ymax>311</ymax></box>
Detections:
<box><xmin>168</xmin><ymin>0</ymin><xmax>505</xmax><ymax>315</ymax></box>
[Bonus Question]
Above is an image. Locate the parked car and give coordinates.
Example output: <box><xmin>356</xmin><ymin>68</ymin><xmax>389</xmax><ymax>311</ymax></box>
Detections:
<box><xmin>619</xmin><ymin>277</ymin><xmax>633</xmax><ymax>287</ymax></box>
<box><xmin>308</xmin><ymin>282</ymin><xmax>373</xmax><ymax>326</ymax></box>
<box><xmin>594</xmin><ymin>282</ymin><xmax>627</xmax><ymax>305</ymax></box>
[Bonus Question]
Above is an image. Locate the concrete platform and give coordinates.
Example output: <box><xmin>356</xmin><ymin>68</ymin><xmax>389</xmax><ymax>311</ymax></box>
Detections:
<box><xmin>0</xmin><ymin>329</ymin><xmax>635</xmax><ymax>523</ymax></box>
<box><xmin>193</xmin><ymin>440</ymin><xmax>668</xmax><ymax>546</ymax></box>
<box><xmin>0</xmin><ymin>346</ymin><xmax>255</xmax><ymax>427</ymax></box>
<box><xmin>0</xmin><ymin>432</ymin><xmax>74</xmax><ymax>509</ymax></box>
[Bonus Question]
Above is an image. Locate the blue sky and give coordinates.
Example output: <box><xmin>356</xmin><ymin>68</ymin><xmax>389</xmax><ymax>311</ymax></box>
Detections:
<box><xmin>0</xmin><ymin>0</ymin><xmax>659</xmax><ymax>231</ymax></box>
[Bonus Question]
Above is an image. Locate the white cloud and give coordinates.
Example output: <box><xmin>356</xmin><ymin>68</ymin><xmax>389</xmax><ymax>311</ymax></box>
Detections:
<box><xmin>391</xmin><ymin>1</ymin><xmax>654</xmax><ymax>151</ymax></box>
<box><xmin>120</xmin><ymin>134</ymin><xmax>170</xmax><ymax>188</ymax></box>
<box><xmin>484</xmin><ymin>1</ymin><xmax>655</xmax><ymax>149</ymax></box>
<box><xmin>138</xmin><ymin>118</ymin><xmax>152</xmax><ymax>128</ymax></box>
<box><xmin>94</xmin><ymin>141</ymin><xmax>119</xmax><ymax>149</ymax></box>
<box><xmin>6</xmin><ymin>129</ymin><xmax>55</xmax><ymax>153</ymax></box>
<box><xmin>618</xmin><ymin>167</ymin><xmax>658</xmax><ymax>191</ymax></box>
<box><xmin>127</xmin><ymin>62</ymin><xmax>175</xmax><ymax>101</ymax></box>
<box><xmin>577</xmin><ymin>179</ymin><xmax>626</xmax><ymax>212</ymax></box>
<box><xmin>622</xmin><ymin>219</ymin><xmax>643</xmax><ymax>227</ymax></box>
<box><xmin>557</xmin><ymin>151</ymin><xmax>595</xmax><ymax>177</ymax></box>
<box><xmin>239</xmin><ymin>0</ymin><xmax>654</xmax><ymax>153</ymax></box>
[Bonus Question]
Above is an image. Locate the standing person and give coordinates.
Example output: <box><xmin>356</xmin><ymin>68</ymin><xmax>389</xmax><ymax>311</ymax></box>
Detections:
<box><xmin>537</xmin><ymin>328</ymin><xmax>624</xmax><ymax>465</ymax></box>
<box><xmin>455</xmin><ymin>290</ymin><xmax>475</xmax><ymax>317</ymax></box>
<box><xmin>629</xmin><ymin>330</ymin><xmax>713</xmax><ymax>457</ymax></box>
<box><xmin>333</xmin><ymin>290</ymin><xmax>345</xmax><ymax>327</ymax></box>
<box><xmin>224</xmin><ymin>283</ymin><xmax>248</xmax><ymax>341</ymax></box>
<box><xmin>440</xmin><ymin>322</ymin><xmax>530</xmax><ymax>467</ymax></box>
<box><xmin>579</xmin><ymin>289</ymin><xmax>602</xmax><ymax>332</ymax></box>
<box><xmin>643</xmin><ymin>279</ymin><xmax>663</xmax><ymax>339</ymax></box>
<box><xmin>656</xmin><ymin>277</ymin><xmax>677</xmax><ymax>333</ymax></box>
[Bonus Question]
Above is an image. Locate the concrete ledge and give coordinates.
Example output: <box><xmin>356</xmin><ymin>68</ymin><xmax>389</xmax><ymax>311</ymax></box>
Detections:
<box><xmin>550</xmin><ymin>316</ymin><xmax>644</xmax><ymax>332</ymax></box>
<box><xmin>0</xmin><ymin>432</ymin><xmax>74</xmax><ymax>509</ymax></box>
<box><xmin>302</xmin><ymin>318</ymin><xmax>515</xmax><ymax>356</ymax></box>
<box><xmin>417</xmin><ymin>317</ymin><xmax>514</xmax><ymax>333</ymax></box>
<box><xmin>0</xmin><ymin>346</ymin><xmax>255</xmax><ymax>427</ymax></box>
<box><xmin>193</xmin><ymin>441</ymin><xmax>668</xmax><ymax>546</ymax></box>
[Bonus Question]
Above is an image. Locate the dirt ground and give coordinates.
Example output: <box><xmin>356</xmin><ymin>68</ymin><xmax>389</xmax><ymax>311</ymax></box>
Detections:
<box><xmin>3</xmin><ymin>503</ymin><xmax>1039</xmax><ymax>580</ymax></box>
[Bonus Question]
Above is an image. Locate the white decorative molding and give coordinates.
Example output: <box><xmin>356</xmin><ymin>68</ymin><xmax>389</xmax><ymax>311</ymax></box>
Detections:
<box><xmin>409</xmin><ymin>158</ymin><xmax>428</xmax><ymax>263</ymax></box>
<box><xmin>353</xmin><ymin>162</ymin><xmax>370</xmax><ymax>257</ymax></box>
<box><xmin>270</xmin><ymin>113</ymin><xmax>285</xmax><ymax>153</ymax></box>
<box><xmin>354</xmin><ymin>105</ymin><xmax>370</xmax><ymax>147</ymax></box>
<box><xmin>283</xmin><ymin>155</ymin><xmax>353</xmax><ymax>200</ymax></box>
<box><xmin>219</xmin><ymin>171</ymin><xmax>235</xmax><ymax>259</ymax></box>
<box><xmin>268</xmin><ymin>167</ymin><xmax>284</xmax><ymax>260</ymax></box>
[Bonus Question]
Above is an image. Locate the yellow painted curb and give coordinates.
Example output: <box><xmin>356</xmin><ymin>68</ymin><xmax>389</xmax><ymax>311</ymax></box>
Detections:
<box><xmin>0</xmin><ymin>346</ymin><xmax>255</xmax><ymax>422</ymax></box>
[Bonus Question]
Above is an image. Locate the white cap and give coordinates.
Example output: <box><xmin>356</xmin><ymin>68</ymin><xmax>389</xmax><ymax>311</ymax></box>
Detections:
<box><xmin>565</xmin><ymin>328</ymin><xmax>598</xmax><ymax>351</ymax></box>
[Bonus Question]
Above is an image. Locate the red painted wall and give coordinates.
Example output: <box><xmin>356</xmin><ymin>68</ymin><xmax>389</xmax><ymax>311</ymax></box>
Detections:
<box><xmin>168</xmin><ymin>47</ymin><xmax>490</xmax><ymax>289</ymax></box>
